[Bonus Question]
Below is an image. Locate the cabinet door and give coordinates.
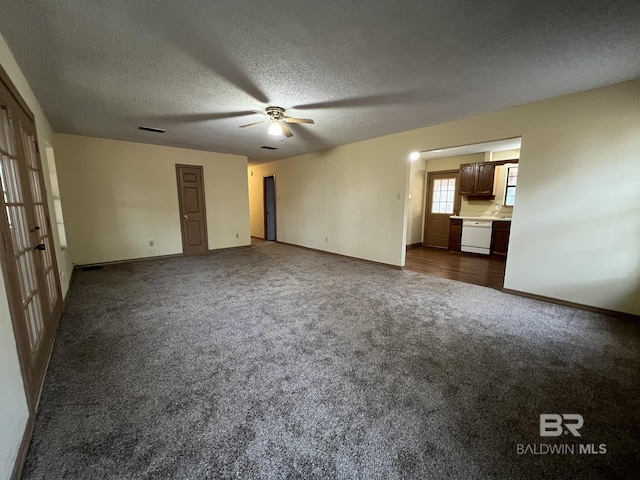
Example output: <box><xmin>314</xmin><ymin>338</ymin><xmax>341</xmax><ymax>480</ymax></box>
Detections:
<box><xmin>449</xmin><ymin>218</ymin><xmax>463</xmax><ymax>251</ymax></box>
<box><xmin>491</xmin><ymin>221</ymin><xmax>511</xmax><ymax>256</ymax></box>
<box><xmin>459</xmin><ymin>163</ymin><xmax>476</xmax><ymax>195</ymax></box>
<box><xmin>475</xmin><ymin>162</ymin><xmax>495</xmax><ymax>195</ymax></box>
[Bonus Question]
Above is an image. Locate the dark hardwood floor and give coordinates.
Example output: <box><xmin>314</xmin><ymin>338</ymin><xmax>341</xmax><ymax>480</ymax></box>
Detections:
<box><xmin>405</xmin><ymin>245</ymin><xmax>506</xmax><ymax>290</ymax></box>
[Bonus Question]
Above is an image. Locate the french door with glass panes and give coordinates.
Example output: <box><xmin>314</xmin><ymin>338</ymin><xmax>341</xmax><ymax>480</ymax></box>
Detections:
<box><xmin>0</xmin><ymin>71</ymin><xmax>62</xmax><ymax>411</ymax></box>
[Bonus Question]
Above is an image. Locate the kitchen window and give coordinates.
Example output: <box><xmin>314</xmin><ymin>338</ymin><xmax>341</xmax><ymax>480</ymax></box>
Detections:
<box><xmin>431</xmin><ymin>178</ymin><xmax>456</xmax><ymax>214</ymax></box>
<box><xmin>505</xmin><ymin>166</ymin><xmax>518</xmax><ymax>206</ymax></box>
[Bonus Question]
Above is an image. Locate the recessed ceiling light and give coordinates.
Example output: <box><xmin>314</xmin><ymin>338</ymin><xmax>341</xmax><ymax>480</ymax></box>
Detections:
<box><xmin>409</xmin><ymin>151</ymin><xmax>420</xmax><ymax>161</ymax></box>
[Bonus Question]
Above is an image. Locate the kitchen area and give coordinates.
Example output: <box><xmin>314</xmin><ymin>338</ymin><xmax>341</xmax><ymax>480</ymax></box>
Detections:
<box><xmin>405</xmin><ymin>138</ymin><xmax>520</xmax><ymax>289</ymax></box>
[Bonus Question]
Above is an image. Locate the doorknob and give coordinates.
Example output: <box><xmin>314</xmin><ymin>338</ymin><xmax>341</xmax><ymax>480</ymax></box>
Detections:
<box><xmin>184</xmin><ymin>214</ymin><xmax>189</xmax><ymax>219</ymax></box>
<box><xmin>31</xmin><ymin>226</ymin><xmax>40</xmax><ymax>232</ymax></box>
<box><xmin>34</xmin><ymin>244</ymin><xmax>45</xmax><ymax>251</ymax></box>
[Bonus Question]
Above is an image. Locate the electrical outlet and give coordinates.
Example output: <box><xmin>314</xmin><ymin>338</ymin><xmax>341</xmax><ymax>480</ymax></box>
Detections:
<box><xmin>325</xmin><ymin>237</ymin><xmax>328</xmax><ymax>243</ymax></box>
<box><xmin>149</xmin><ymin>240</ymin><xmax>154</xmax><ymax>247</ymax></box>
<box><xmin>235</xmin><ymin>233</ymin><xmax>239</xmax><ymax>238</ymax></box>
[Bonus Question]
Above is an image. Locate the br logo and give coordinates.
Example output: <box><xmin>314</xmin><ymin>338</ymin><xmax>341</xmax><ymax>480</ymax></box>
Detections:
<box><xmin>540</xmin><ymin>414</ymin><xmax>584</xmax><ymax>437</ymax></box>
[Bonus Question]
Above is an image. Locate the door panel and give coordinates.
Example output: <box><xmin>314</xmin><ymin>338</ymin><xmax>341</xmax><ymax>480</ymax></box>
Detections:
<box><xmin>458</xmin><ymin>163</ymin><xmax>476</xmax><ymax>195</ymax></box>
<box><xmin>264</xmin><ymin>175</ymin><xmax>276</xmax><ymax>241</ymax></box>
<box><xmin>0</xmin><ymin>75</ymin><xmax>62</xmax><ymax>411</ymax></box>
<box><xmin>176</xmin><ymin>165</ymin><xmax>207</xmax><ymax>255</ymax></box>
<box><xmin>424</xmin><ymin>171</ymin><xmax>460</xmax><ymax>248</ymax></box>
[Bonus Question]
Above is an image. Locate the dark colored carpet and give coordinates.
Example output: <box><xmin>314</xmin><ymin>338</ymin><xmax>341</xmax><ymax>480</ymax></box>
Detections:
<box><xmin>22</xmin><ymin>242</ymin><xmax>640</xmax><ymax>479</ymax></box>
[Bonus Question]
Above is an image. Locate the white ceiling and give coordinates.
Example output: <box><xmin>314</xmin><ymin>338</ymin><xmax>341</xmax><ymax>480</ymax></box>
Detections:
<box><xmin>1</xmin><ymin>1</ymin><xmax>639</xmax><ymax>165</ymax></box>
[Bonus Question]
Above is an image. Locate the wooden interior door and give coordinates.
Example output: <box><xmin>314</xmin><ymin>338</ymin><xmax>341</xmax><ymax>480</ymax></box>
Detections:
<box><xmin>263</xmin><ymin>175</ymin><xmax>276</xmax><ymax>241</ymax></box>
<box><xmin>423</xmin><ymin>170</ymin><xmax>460</xmax><ymax>248</ymax></box>
<box><xmin>0</xmin><ymin>70</ymin><xmax>62</xmax><ymax>411</ymax></box>
<box><xmin>176</xmin><ymin>164</ymin><xmax>208</xmax><ymax>255</ymax></box>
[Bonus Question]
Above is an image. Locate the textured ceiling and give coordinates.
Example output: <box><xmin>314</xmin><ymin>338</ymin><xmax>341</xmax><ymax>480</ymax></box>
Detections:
<box><xmin>1</xmin><ymin>1</ymin><xmax>639</xmax><ymax>164</ymax></box>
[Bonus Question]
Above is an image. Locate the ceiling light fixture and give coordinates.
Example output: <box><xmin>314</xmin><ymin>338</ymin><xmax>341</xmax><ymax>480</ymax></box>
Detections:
<box><xmin>268</xmin><ymin>122</ymin><xmax>283</xmax><ymax>137</ymax></box>
<box><xmin>409</xmin><ymin>151</ymin><xmax>420</xmax><ymax>161</ymax></box>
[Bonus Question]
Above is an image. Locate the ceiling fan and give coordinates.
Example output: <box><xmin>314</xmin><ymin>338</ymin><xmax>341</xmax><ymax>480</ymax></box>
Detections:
<box><xmin>239</xmin><ymin>106</ymin><xmax>314</xmax><ymax>138</ymax></box>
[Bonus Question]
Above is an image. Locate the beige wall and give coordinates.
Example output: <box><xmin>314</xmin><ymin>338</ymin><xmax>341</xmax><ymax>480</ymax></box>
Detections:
<box><xmin>249</xmin><ymin>136</ymin><xmax>410</xmax><ymax>266</ymax></box>
<box><xmin>248</xmin><ymin>79</ymin><xmax>640</xmax><ymax>315</ymax></box>
<box><xmin>492</xmin><ymin>149</ymin><xmax>520</xmax><ymax>161</ymax></box>
<box><xmin>54</xmin><ymin>134</ymin><xmax>250</xmax><ymax>265</ymax></box>
<box><xmin>0</xmin><ymin>32</ymin><xmax>73</xmax><ymax>480</ymax></box>
<box><xmin>406</xmin><ymin>158</ymin><xmax>426</xmax><ymax>245</ymax></box>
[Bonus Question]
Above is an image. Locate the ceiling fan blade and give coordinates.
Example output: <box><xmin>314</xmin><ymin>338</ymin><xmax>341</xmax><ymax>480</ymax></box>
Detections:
<box><xmin>280</xmin><ymin>123</ymin><xmax>293</xmax><ymax>138</ymax></box>
<box><xmin>283</xmin><ymin>117</ymin><xmax>315</xmax><ymax>125</ymax></box>
<box><xmin>239</xmin><ymin>120</ymin><xmax>269</xmax><ymax>128</ymax></box>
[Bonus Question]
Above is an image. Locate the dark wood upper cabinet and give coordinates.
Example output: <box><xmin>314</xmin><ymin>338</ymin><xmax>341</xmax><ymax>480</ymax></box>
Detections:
<box><xmin>459</xmin><ymin>163</ymin><xmax>477</xmax><ymax>195</ymax></box>
<box><xmin>475</xmin><ymin>162</ymin><xmax>495</xmax><ymax>195</ymax></box>
<box><xmin>458</xmin><ymin>162</ymin><xmax>495</xmax><ymax>197</ymax></box>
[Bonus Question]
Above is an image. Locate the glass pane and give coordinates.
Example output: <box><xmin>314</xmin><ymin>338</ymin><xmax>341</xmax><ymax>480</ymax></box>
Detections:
<box><xmin>447</xmin><ymin>191</ymin><xmax>454</xmax><ymax>202</ymax></box>
<box><xmin>50</xmin><ymin>171</ymin><xmax>60</xmax><ymax>197</ymax></box>
<box><xmin>0</xmin><ymin>106</ymin><xmax>16</xmax><ymax>155</ymax></box>
<box><xmin>1</xmin><ymin>156</ymin><xmax>23</xmax><ymax>203</ymax></box>
<box><xmin>25</xmin><ymin>292</ymin><xmax>43</xmax><ymax>349</ymax></box>
<box><xmin>7</xmin><ymin>206</ymin><xmax>30</xmax><ymax>254</ymax></box>
<box><xmin>53</xmin><ymin>198</ymin><xmax>65</xmax><ymax>221</ymax></box>
<box><xmin>57</xmin><ymin>223</ymin><xmax>67</xmax><ymax>248</ymax></box>
<box><xmin>46</xmin><ymin>269</ymin><xmax>58</xmax><ymax>309</ymax></box>
<box><xmin>433</xmin><ymin>191</ymin><xmax>441</xmax><ymax>202</ymax></box>
<box><xmin>35</xmin><ymin>204</ymin><xmax>48</xmax><ymax>237</ymax></box>
<box><xmin>23</xmin><ymin>133</ymin><xmax>39</xmax><ymax>169</ymax></box>
<box><xmin>29</xmin><ymin>169</ymin><xmax>43</xmax><ymax>203</ymax></box>
<box><xmin>434</xmin><ymin>179</ymin><xmax>441</xmax><ymax>190</ymax></box>
<box><xmin>446</xmin><ymin>202</ymin><xmax>454</xmax><ymax>213</ymax></box>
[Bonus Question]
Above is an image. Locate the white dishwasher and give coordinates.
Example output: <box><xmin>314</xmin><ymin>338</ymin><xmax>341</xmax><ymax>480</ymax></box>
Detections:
<box><xmin>461</xmin><ymin>220</ymin><xmax>493</xmax><ymax>255</ymax></box>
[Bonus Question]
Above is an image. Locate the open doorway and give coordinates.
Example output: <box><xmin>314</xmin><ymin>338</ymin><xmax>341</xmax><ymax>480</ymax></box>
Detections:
<box><xmin>264</xmin><ymin>175</ymin><xmax>276</xmax><ymax>241</ymax></box>
<box><xmin>405</xmin><ymin>138</ymin><xmax>521</xmax><ymax>290</ymax></box>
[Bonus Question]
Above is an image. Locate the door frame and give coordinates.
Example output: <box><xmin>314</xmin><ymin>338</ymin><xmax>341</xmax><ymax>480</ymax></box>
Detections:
<box><xmin>263</xmin><ymin>174</ymin><xmax>276</xmax><ymax>241</ymax></box>
<box><xmin>422</xmin><ymin>169</ymin><xmax>461</xmax><ymax>247</ymax></box>
<box><xmin>175</xmin><ymin>164</ymin><xmax>208</xmax><ymax>255</ymax></box>
<box><xmin>0</xmin><ymin>63</ymin><xmax>63</xmax><ymax>413</ymax></box>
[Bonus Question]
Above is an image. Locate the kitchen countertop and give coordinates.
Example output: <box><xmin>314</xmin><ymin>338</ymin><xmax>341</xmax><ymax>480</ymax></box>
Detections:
<box><xmin>450</xmin><ymin>215</ymin><xmax>512</xmax><ymax>221</ymax></box>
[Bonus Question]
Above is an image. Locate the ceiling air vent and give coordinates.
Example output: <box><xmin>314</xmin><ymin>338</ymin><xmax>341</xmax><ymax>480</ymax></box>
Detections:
<box><xmin>260</xmin><ymin>146</ymin><xmax>278</xmax><ymax>150</ymax></box>
<box><xmin>139</xmin><ymin>125</ymin><xmax>166</xmax><ymax>133</ymax></box>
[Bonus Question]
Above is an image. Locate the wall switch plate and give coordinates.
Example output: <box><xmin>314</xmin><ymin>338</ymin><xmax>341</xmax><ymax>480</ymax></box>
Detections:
<box><xmin>149</xmin><ymin>240</ymin><xmax>154</xmax><ymax>247</ymax></box>
<box><xmin>235</xmin><ymin>233</ymin><xmax>239</xmax><ymax>238</ymax></box>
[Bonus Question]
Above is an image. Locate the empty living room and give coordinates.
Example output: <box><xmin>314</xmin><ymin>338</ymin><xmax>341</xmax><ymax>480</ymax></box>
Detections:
<box><xmin>1</xmin><ymin>2</ymin><xmax>639</xmax><ymax>479</ymax></box>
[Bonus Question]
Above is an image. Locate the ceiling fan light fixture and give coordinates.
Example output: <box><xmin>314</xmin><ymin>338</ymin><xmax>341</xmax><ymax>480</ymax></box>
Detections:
<box><xmin>268</xmin><ymin>122</ymin><xmax>283</xmax><ymax>136</ymax></box>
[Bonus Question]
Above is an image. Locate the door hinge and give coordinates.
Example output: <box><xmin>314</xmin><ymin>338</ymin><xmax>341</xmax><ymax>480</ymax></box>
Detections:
<box><xmin>2</xmin><ymin>233</ymin><xmax>8</xmax><ymax>253</ymax></box>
